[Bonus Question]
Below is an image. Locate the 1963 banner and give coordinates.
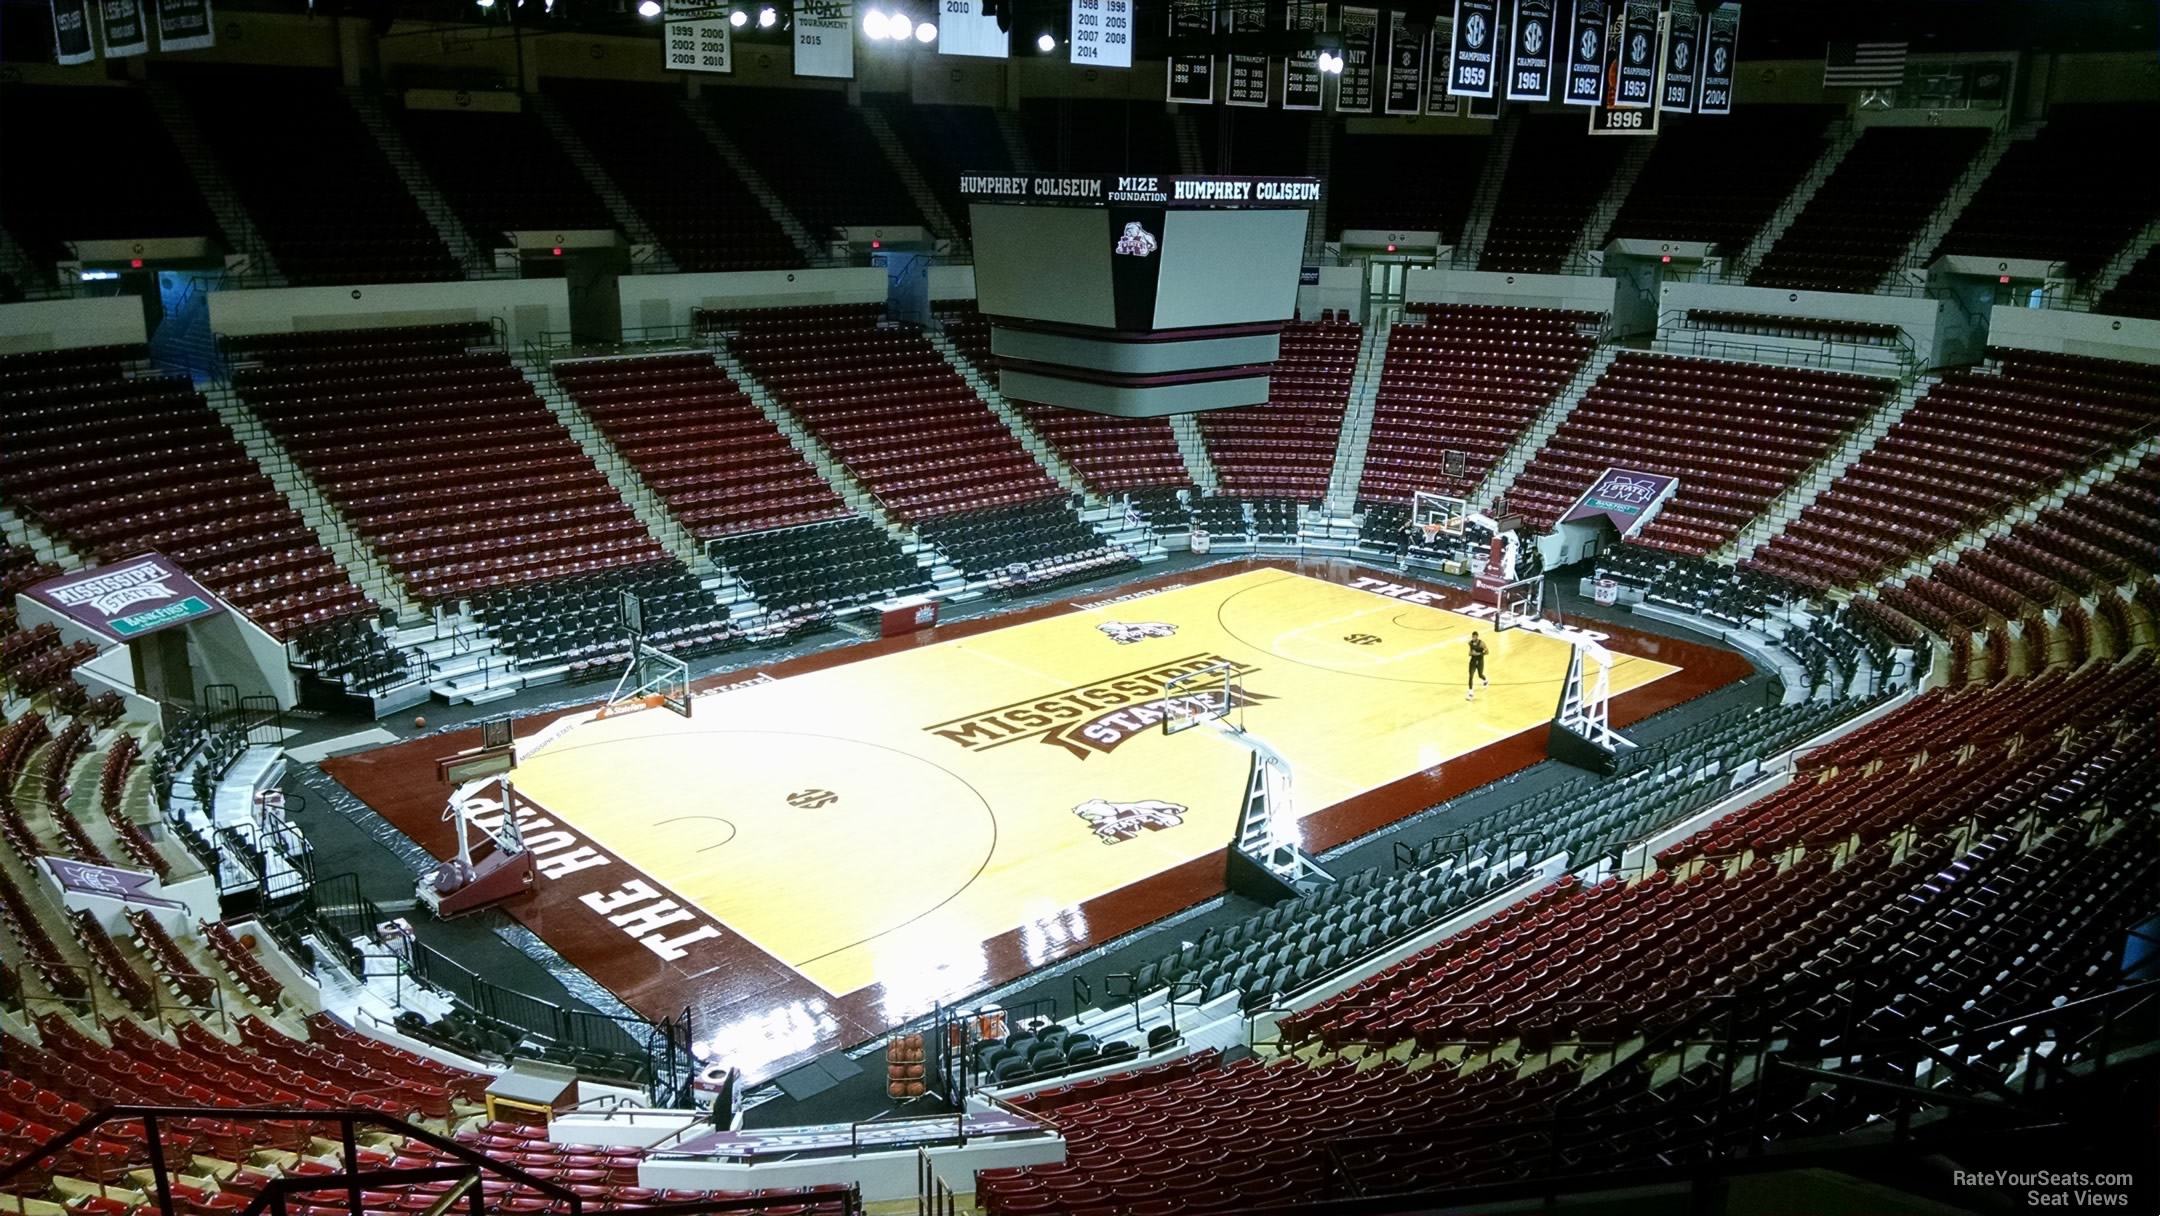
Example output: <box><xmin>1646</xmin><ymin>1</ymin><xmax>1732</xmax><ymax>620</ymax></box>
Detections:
<box><xmin>26</xmin><ymin>552</ymin><xmax>226</xmax><ymax>640</ymax></box>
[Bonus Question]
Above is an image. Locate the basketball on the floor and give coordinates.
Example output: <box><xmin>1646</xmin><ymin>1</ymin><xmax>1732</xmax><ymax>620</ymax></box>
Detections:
<box><xmin>413</xmin><ymin>716</ymin><xmax>427</xmax><ymax>729</ymax></box>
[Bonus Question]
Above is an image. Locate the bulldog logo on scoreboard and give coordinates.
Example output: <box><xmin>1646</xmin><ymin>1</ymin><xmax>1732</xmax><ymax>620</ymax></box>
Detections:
<box><xmin>1098</xmin><ymin>620</ymin><xmax>1179</xmax><ymax>645</ymax></box>
<box><xmin>1073</xmin><ymin>798</ymin><xmax>1188</xmax><ymax>843</ymax></box>
<box><xmin>1114</xmin><ymin>221</ymin><xmax>1159</xmax><ymax>257</ymax></box>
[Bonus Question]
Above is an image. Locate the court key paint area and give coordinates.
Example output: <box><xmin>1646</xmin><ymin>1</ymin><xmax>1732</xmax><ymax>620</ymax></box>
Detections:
<box><xmin>497</xmin><ymin>568</ymin><xmax>1679</xmax><ymax>1000</ymax></box>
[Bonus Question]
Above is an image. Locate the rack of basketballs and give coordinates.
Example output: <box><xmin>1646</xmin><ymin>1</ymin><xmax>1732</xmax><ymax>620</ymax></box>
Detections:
<box><xmin>884</xmin><ymin>1032</ymin><xmax>926</xmax><ymax>1099</ymax></box>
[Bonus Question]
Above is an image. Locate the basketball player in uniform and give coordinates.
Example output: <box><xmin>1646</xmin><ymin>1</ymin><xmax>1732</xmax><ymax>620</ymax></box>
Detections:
<box><xmin>1466</xmin><ymin>632</ymin><xmax>1489</xmax><ymax>700</ymax></box>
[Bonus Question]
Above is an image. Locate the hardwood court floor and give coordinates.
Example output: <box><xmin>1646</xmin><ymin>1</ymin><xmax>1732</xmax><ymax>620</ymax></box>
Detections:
<box><xmin>325</xmin><ymin>560</ymin><xmax>1748</xmax><ymax>1082</ymax></box>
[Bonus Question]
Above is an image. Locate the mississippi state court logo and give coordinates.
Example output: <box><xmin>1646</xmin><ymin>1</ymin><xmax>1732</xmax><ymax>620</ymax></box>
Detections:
<box><xmin>1099</xmin><ymin>620</ymin><xmax>1178</xmax><ymax>645</ymax></box>
<box><xmin>1074</xmin><ymin>798</ymin><xmax>1187</xmax><ymax>843</ymax></box>
<box><xmin>926</xmin><ymin>652</ymin><xmax>1270</xmax><ymax>760</ymax></box>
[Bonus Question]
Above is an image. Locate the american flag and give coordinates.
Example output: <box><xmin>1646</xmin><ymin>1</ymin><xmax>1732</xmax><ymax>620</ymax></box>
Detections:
<box><xmin>1824</xmin><ymin>41</ymin><xmax>1909</xmax><ymax>88</ymax></box>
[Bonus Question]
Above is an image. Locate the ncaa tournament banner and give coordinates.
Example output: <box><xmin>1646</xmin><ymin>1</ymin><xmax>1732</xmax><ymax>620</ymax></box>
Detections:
<box><xmin>1446</xmin><ymin>0</ymin><xmax>1498</xmax><ymax>98</ymax></box>
<box><xmin>155</xmin><ymin>0</ymin><xmax>214</xmax><ymax>51</ymax></box>
<box><xmin>1336</xmin><ymin>6</ymin><xmax>1379</xmax><ymax>113</ymax></box>
<box><xmin>1612</xmin><ymin>0</ymin><xmax>1659</xmax><ymax>108</ymax></box>
<box><xmin>1383</xmin><ymin>11</ymin><xmax>1427</xmax><ymax>115</ymax></box>
<box><xmin>1562</xmin><ymin>0</ymin><xmax>1606</xmax><ymax>105</ymax></box>
<box><xmin>1166</xmin><ymin>0</ymin><xmax>1214</xmax><ymax>103</ymax></box>
<box><xmin>1425</xmin><ymin>16</ymin><xmax>1462</xmax><ymax>115</ymax></box>
<box><xmin>1283</xmin><ymin>0</ymin><xmax>1324</xmax><ymax>110</ymax></box>
<box><xmin>26</xmin><ymin>552</ymin><xmax>226</xmax><ymax>640</ymax></box>
<box><xmin>1504</xmin><ymin>0</ymin><xmax>1553</xmax><ymax>100</ymax></box>
<box><xmin>1695</xmin><ymin>3</ymin><xmax>1738</xmax><ymax>115</ymax></box>
<box><xmin>794</xmin><ymin>0</ymin><xmax>852</xmax><ymax>78</ymax></box>
<box><xmin>52</xmin><ymin>0</ymin><xmax>97</xmax><ymax>62</ymax></box>
<box><xmin>939</xmin><ymin>0</ymin><xmax>1010</xmax><ymax>57</ymax></box>
<box><xmin>1227</xmin><ymin>4</ymin><xmax>1269</xmax><ymax>106</ymax></box>
<box><xmin>1069</xmin><ymin>0</ymin><xmax>1133</xmax><ymax>69</ymax></box>
<box><xmin>1658</xmin><ymin>1</ymin><xmax>1701</xmax><ymax>113</ymax></box>
<box><xmin>99</xmin><ymin>0</ymin><xmax>150</xmax><ymax>56</ymax></box>
<box><xmin>663</xmin><ymin>0</ymin><xmax>732</xmax><ymax>73</ymax></box>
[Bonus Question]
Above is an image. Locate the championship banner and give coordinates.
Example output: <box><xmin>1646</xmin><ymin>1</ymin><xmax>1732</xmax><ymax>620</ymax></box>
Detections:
<box><xmin>794</xmin><ymin>0</ymin><xmax>853</xmax><ymax>78</ymax></box>
<box><xmin>1446</xmin><ymin>0</ymin><xmax>1498</xmax><ymax>97</ymax></box>
<box><xmin>1383</xmin><ymin>10</ymin><xmax>1427</xmax><ymax>115</ymax></box>
<box><xmin>1425</xmin><ymin>15</ymin><xmax>1461</xmax><ymax>116</ymax></box>
<box><xmin>1562</xmin><ymin>0</ymin><xmax>1606</xmax><ymax>105</ymax></box>
<box><xmin>1505</xmin><ymin>0</ymin><xmax>1554</xmax><ymax>100</ymax></box>
<box><xmin>1166</xmin><ymin>0</ymin><xmax>1214</xmax><ymax>103</ymax></box>
<box><xmin>99</xmin><ymin>0</ymin><xmax>149</xmax><ymax>56</ymax></box>
<box><xmin>1658</xmin><ymin>0</ymin><xmax>1700</xmax><ymax>113</ymax></box>
<box><xmin>155</xmin><ymin>0</ymin><xmax>213</xmax><ymax>51</ymax></box>
<box><xmin>1612</xmin><ymin>0</ymin><xmax>1659</xmax><ymax>108</ymax></box>
<box><xmin>52</xmin><ymin>0</ymin><xmax>96</xmax><ymax>63</ymax></box>
<box><xmin>1227</xmin><ymin>3</ymin><xmax>1269</xmax><ymax>106</ymax></box>
<box><xmin>1283</xmin><ymin>0</ymin><xmax>1324</xmax><ymax>110</ymax></box>
<box><xmin>938</xmin><ymin>0</ymin><xmax>1010</xmax><ymax>57</ymax></box>
<box><xmin>1336</xmin><ymin>5</ymin><xmax>1379</xmax><ymax>112</ymax></box>
<box><xmin>663</xmin><ymin>0</ymin><xmax>732</xmax><ymax>73</ymax></box>
<box><xmin>1559</xmin><ymin>468</ymin><xmax>1678</xmax><ymax>536</ymax></box>
<box><xmin>1695</xmin><ymin>3</ymin><xmax>1738</xmax><ymax>115</ymax></box>
<box><xmin>1070</xmin><ymin>0</ymin><xmax>1132</xmax><ymax>69</ymax></box>
<box><xmin>26</xmin><ymin>551</ymin><xmax>225</xmax><ymax>640</ymax></box>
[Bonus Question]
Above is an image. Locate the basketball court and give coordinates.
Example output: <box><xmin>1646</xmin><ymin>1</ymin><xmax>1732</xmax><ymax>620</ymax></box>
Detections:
<box><xmin>325</xmin><ymin>560</ymin><xmax>1746</xmax><ymax>1080</ymax></box>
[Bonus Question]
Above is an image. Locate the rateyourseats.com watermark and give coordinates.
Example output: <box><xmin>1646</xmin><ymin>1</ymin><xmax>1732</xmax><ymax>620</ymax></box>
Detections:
<box><xmin>1953</xmin><ymin>1170</ymin><xmax>2138</xmax><ymax>1207</ymax></box>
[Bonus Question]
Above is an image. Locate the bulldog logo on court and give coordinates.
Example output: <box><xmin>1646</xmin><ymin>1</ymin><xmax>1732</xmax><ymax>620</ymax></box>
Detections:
<box><xmin>1098</xmin><ymin>620</ymin><xmax>1178</xmax><ymax>645</ymax></box>
<box><xmin>1073</xmin><ymin>798</ymin><xmax>1187</xmax><ymax>844</ymax></box>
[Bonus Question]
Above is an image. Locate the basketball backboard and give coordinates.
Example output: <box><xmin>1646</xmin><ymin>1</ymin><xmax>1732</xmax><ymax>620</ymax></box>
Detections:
<box><xmin>1162</xmin><ymin>660</ymin><xmax>1239</xmax><ymax>735</ymax></box>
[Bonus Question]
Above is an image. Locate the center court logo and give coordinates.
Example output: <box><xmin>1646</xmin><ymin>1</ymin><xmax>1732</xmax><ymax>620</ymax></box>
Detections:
<box><xmin>925</xmin><ymin>652</ymin><xmax>1270</xmax><ymax>760</ymax></box>
<box><xmin>1074</xmin><ymin>798</ymin><xmax>1187</xmax><ymax>843</ymax></box>
<box><xmin>1098</xmin><ymin>620</ymin><xmax>1177</xmax><ymax>645</ymax></box>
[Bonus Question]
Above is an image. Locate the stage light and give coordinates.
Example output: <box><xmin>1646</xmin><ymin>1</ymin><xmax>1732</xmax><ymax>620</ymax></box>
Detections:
<box><xmin>890</xmin><ymin>14</ymin><xmax>913</xmax><ymax>39</ymax></box>
<box><xmin>914</xmin><ymin>19</ymin><xmax>935</xmax><ymax>40</ymax></box>
<box><xmin>1036</xmin><ymin>31</ymin><xmax>1055</xmax><ymax>50</ymax></box>
<box><xmin>637</xmin><ymin>0</ymin><xmax>661</xmax><ymax>15</ymax></box>
<box><xmin>863</xmin><ymin>7</ymin><xmax>887</xmax><ymax>36</ymax></box>
<box><xmin>475</xmin><ymin>0</ymin><xmax>494</xmax><ymax>9</ymax></box>
<box><xmin>729</xmin><ymin>8</ymin><xmax>745</xmax><ymax>24</ymax></box>
<box><xmin>758</xmin><ymin>5</ymin><xmax>776</xmax><ymax>25</ymax></box>
<box><xmin>1317</xmin><ymin>51</ymin><xmax>1343</xmax><ymax>74</ymax></box>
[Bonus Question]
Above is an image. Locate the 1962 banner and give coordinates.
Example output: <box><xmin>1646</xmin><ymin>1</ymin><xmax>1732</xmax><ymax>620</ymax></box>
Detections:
<box><xmin>1504</xmin><ymin>0</ymin><xmax>1553</xmax><ymax>100</ymax></box>
<box><xmin>1383</xmin><ymin>9</ymin><xmax>1426</xmax><ymax>114</ymax></box>
<box><xmin>1167</xmin><ymin>0</ymin><xmax>1215</xmax><ymax>102</ymax></box>
<box><xmin>1283</xmin><ymin>0</ymin><xmax>1325</xmax><ymax>110</ymax></box>
<box><xmin>1562</xmin><ymin>0</ymin><xmax>1606</xmax><ymax>105</ymax></box>
<box><xmin>1695</xmin><ymin>2</ymin><xmax>1739</xmax><ymax>115</ymax></box>
<box><xmin>1336</xmin><ymin>6</ymin><xmax>1379</xmax><ymax>112</ymax></box>
<box><xmin>1446</xmin><ymin>0</ymin><xmax>1498</xmax><ymax>97</ymax></box>
<box><xmin>1659</xmin><ymin>0</ymin><xmax>1701</xmax><ymax>113</ymax></box>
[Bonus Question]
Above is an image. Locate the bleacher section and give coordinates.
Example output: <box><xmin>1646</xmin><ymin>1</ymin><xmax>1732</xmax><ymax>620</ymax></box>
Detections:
<box><xmin>227</xmin><ymin>324</ymin><xmax>670</xmax><ymax>603</ymax></box>
<box><xmin>1503</xmin><ymin>354</ymin><xmax>1893</xmax><ymax>555</ymax></box>
<box><xmin>720</xmin><ymin>307</ymin><xmax>1063</xmax><ymax>519</ymax></box>
<box><xmin>1358</xmin><ymin>306</ymin><xmax>1600</xmax><ymax>504</ymax></box>
<box><xmin>2096</xmin><ymin>244</ymin><xmax>2160</xmax><ymax>320</ymax></box>
<box><xmin>0</xmin><ymin>346</ymin><xmax>377</xmax><ymax>640</ymax></box>
<box><xmin>706</xmin><ymin>516</ymin><xmax>928</xmax><ymax>621</ymax></box>
<box><xmin>1329</xmin><ymin>135</ymin><xmax>1488</xmax><ymax>242</ymax></box>
<box><xmin>1749</xmin><ymin>126</ymin><xmax>1986</xmax><ymax>293</ymax></box>
<box><xmin>1199</xmin><ymin>320</ymin><xmax>1359</xmax><ymax>501</ymax></box>
<box><xmin>552</xmin><ymin>352</ymin><xmax>847</xmax><ymax>538</ymax></box>
<box><xmin>0</xmin><ymin>84</ymin><xmax>222</xmax><ymax>267</ymax></box>
<box><xmin>1602</xmin><ymin>107</ymin><xmax>1835</xmax><ymax>254</ymax></box>
<box><xmin>544</xmin><ymin>80</ymin><xmax>802</xmax><ymax>272</ymax></box>
<box><xmin>918</xmin><ymin>500</ymin><xmax>1139</xmax><ymax>595</ymax></box>
<box><xmin>1744</xmin><ymin>350</ymin><xmax>2160</xmax><ymax>592</ymax></box>
<box><xmin>879</xmin><ymin>102</ymin><xmax>1015</xmax><ymax>240</ymax></box>
<box><xmin>390</xmin><ymin>101</ymin><xmax>617</xmax><ymax>245</ymax></box>
<box><xmin>472</xmin><ymin>562</ymin><xmax>735</xmax><ymax>677</ymax></box>
<box><xmin>1477</xmin><ymin>114</ymin><xmax>1628</xmax><ymax>273</ymax></box>
<box><xmin>701</xmin><ymin>89</ymin><xmax>922</xmax><ymax>233</ymax></box>
<box><xmin>166</xmin><ymin>66</ymin><xmax>461</xmax><ymax>286</ymax></box>
<box><xmin>983</xmin><ymin>662</ymin><xmax>2156</xmax><ymax>1212</ymax></box>
<box><xmin>1932</xmin><ymin>103</ymin><xmax>2160</xmax><ymax>280</ymax></box>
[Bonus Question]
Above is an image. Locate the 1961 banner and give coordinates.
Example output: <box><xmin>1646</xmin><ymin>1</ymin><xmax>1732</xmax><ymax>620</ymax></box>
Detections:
<box><xmin>1446</xmin><ymin>0</ymin><xmax>1498</xmax><ymax>97</ymax></box>
<box><xmin>26</xmin><ymin>552</ymin><xmax>226</xmax><ymax>640</ymax></box>
<box><xmin>1504</xmin><ymin>0</ymin><xmax>1554</xmax><ymax>100</ymax></box>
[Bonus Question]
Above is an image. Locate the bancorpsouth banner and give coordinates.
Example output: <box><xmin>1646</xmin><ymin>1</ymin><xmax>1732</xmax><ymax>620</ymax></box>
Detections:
<box><xmin>1559</xmin><ymin>468</ymin><xmax>1679</xmax><ymax>536</ymax></box>
<box><xmin>26</xmin><ymin>551</ymin><xmax>225</xmax><ymax>639</ymax></box>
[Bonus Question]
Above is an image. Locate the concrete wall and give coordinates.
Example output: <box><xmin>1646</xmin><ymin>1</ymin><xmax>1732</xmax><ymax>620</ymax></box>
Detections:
<box><xmin>929</xmin><ymin>264</ymin><xmax>977</xmax><ymax>302</ymax></box>
<box><xmin>186</xmin><ymin>610</ymin><xmax>301</xmax><ymax>710</ymax></box>
<box><xmin>1988</xmin><ymin>305</ymin><xmax>2160</xmax><ymax>368</ymax></box>
<box><xmin>0</xmin><ymin>296</ymin><xmax>149</xmax><ymax>353</ymax></box>
<box><xmin>208</xmin><ymin>278</ymin><xmax>571</xmax><ymax>345</ymax></box>
<box><xmin>1296</xmin><ymin>264</ymin><xmax>1365</xmax><ymax>323</ymax></box>
<box><xmin>1406</xmin><ymin>268</ymin><xmax>1619</xmax><ymax>317</ymax></box>
<box><xmin>619</xmin><ymin>267</ymin><xmax>887</xmax><ymax>331</ymax></box>
<box><xmin>1657</xmin><ymin>281</ymin><xmax>1953</xmax><ymax>367</ymax></box>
